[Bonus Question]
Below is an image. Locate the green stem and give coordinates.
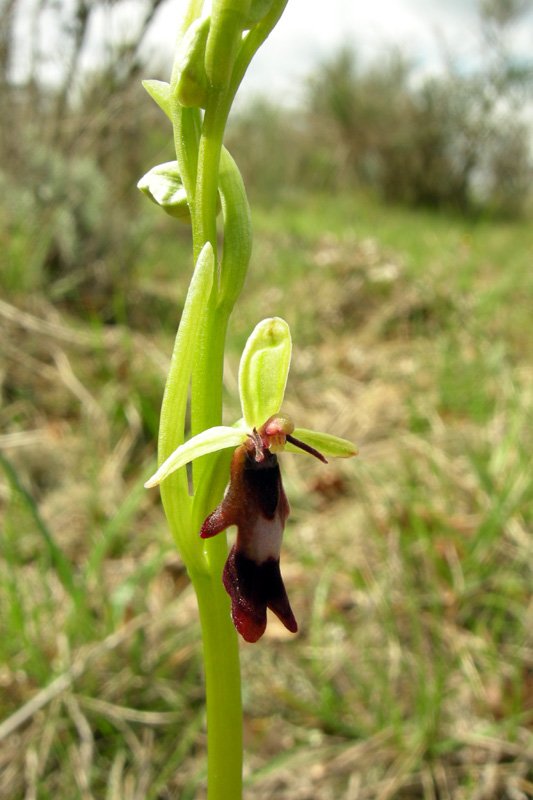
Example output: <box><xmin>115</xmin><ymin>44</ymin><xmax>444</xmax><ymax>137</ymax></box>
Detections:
<box><xmin>228</xmin><ymin>0</ymin><xmax>290</xmax><ymax>102</ymax></box>
<box><xmin>186</xmin><ymin>88</ymin><xmax>244</xmax><ymax>800</ymax></box>
<box><xmin>193</xmin><ymin>572</ymin><xmax>243</xmax><ymax>800</ymax></box>
<box><xmin>192</xmin><ymin>90</ymin><xmax>229</xmax><ymax>261</ymax></box>
<box><xmin>172</xmin><ymin>105</ymin><xmax>201</xmax><ymax>205</ymax></box>
<box><xmin>190</xmin><ymin>90</ymin><xmax>232</xmax><ymax>493</ymax></box>
<box><xmin>158</xmin><ymin>8</ymin><xmax>291</xmax><ymax>798</ymax></box>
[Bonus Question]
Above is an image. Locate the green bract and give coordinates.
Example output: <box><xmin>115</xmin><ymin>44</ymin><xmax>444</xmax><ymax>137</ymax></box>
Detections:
<box><xmin>145</xmin><ymin>317</ymin><xmax>357</xmax><ymax>489</ymax></box>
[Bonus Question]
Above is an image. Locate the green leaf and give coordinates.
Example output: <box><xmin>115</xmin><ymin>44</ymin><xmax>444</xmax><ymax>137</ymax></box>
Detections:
<box><xmin>239</xmin><ymin>317</ymin><xmax>291</xmax><ymax>428</ymax></box>
<box><xmin>145</xmin><ymin>427</ymin><xmax>246</xmax><ymax>488</ymax></box>
<box><xmin>286</xmin><ymin>428</ymin><xmax>358</xmax><ymax>459</ymax></box>
<box><xmin>142</xmin><ymin>80</ymin><xmax>172</xmax><ymax>120</ymax></box>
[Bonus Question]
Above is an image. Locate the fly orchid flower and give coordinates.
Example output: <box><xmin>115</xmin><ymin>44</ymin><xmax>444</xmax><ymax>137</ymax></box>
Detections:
<box><xmin>145</xmin><ymin>317</ymin><xmax>357</xmax><ymax>642</ymax></box>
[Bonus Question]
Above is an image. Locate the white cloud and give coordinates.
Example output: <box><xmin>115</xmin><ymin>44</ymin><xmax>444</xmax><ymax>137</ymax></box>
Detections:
<box><xmin>227</xmin><ymin>0</ymin><xmax>532</xmax><ymax>104</ymax></box>
<box><xmin>12</xmin><ymin>0</ymin><xmax>533</xmax><ymax>100</ymax></box>
<box><xmin>234</xmin><ymin>0</ymin><xmax>478</xmax><ymax>102</ymax></box>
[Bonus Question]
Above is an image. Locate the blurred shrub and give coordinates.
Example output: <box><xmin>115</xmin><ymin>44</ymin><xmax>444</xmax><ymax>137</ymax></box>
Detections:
<box><xmin>228</xmin><ymin>42</ymin><xmax>532</xmax><ymax>217</ymax></box>
<box><xmin>310</xmin><ymin>46</ymin><xmax>532</xmax><ymax>215</ymax></box>
<box><xmin>0</xmin><ymin>0</ymin><xmax>173</xmax><ymax>305</ymax></box>
<box><xmin>226</xmin><ymin>98</ymin><xmax>343</xmax><ymax>198</ymax></box>
<box><xmin>2</xmin><ymin>0</ymin><xmax>531</xmax><ymax>307</ymax></box>
<box><xmin>0</xmin><ymin>68</ymin><xmax>172</xmax><ymax>309</ymax></box>
<box><xmin>480</xmin><ymin>117</ymin><xmax>533</xmax><ymax>217</ymax></box>
<box><xmin>376</xmin><ymin>74</ymin><xmax>482</xmax><ymax>210</ymax></box>
<box><xmin>1</xmin><ymin>128</ymin><xmax>123</xmax><ymax>295</ymax></box>
<box><xmin>307</xmin><ymin>48</ymin><xmax>413</xmax><ymax>189</ymax></box>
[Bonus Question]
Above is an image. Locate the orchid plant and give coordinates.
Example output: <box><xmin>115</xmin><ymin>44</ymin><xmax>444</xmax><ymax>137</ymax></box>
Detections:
<box><xmin>146</xmin><ymin>317</ymin><xmax>356</xmax><ymax>642</ymax></box>
<box><xmin>139</xmin><ymin>2</ymin><xmax>357</xmax><ymax>797</ymax></box>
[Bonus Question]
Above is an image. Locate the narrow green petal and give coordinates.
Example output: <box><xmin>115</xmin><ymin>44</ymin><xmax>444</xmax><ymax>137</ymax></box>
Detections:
<box><xmin>239</xmin><ymin>317</ymin><xmax>292</xmax><ymax>428</ymax></box>
<box><xmin>145</xmin><ymin>427</ymin><xmax>246</xmax><ymax>488</ymax></box>
<box><xmin>285</xmin><ymin>428</ymin><xmax>358</xmax><ymax>459</ymax></box>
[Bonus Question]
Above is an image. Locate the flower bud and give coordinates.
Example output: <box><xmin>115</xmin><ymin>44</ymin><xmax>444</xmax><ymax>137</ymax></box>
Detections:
<box><xmin>138</xmin><ymin>161</ymin><xmax>221</xmax><ymax>222</ymax></box>
<box><xmin>205</xmin><ymin>0</ymin><xmax>252</xmax><ymax>89</ymax></box>
<box><xmin>244</xmin><ymin>0</ymin><xmax>274</xmax><ymax>28</ymax></box>
<box><xmin>174</xmin><ymin>15</ymin><xmax>210</xmax><ymax>108</ymax></box>
<box><xmin>137</xmin><ymin>161</ymin><xmax>191</xmax><ymax>222</ymax></box>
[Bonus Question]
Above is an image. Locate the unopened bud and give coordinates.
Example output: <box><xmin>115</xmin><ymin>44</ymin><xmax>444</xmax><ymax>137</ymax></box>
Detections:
<box><xmin>174</xmin><ymin>16</ymin><xmax>210</xmax><ymax>108</ymax></box>
<box><xmin>244</xmin><ymin>0</ymin><xmax>274</xmax><ymax>28</ymax></box>
<box><xmin>205</xmin><ymin>0</ymin><xmax>252</xmax><ymax>89</ymax></box>
<box><xmin>137</xmin><ymin>162</ymin><xmax>191</xmax><ymax>222</ymax></box>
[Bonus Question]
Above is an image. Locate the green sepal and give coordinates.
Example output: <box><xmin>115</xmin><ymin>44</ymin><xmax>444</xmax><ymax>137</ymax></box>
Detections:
<box><xmin>146</xmin><ymin>426</ymin><xmax>247</xmax><ymax>488</ymax></box>
<box><xmin>286</xmin><ymin>428</ymin><xmax>358</xmax><ymax>459</ymax></box>
<box><xmin>142</xmin><ymin>80</ymin><xmax>172</xmax><ymax>121</ymax></box>
<box><xmin>175</xmin><ymin>15</ymin><xmax>210</xmax><ymax>108</ymax></box>
<box><xmin>239</xmin><ymin>317</ymin><xmax>291</xmax><ymax>428</ymax></box>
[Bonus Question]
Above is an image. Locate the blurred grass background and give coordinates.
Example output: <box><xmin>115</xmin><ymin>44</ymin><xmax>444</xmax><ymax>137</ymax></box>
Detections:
<box><xmin>1</xmin><ymin>0</ymin><xmax>533</xmax><ymax>797</ymax></box>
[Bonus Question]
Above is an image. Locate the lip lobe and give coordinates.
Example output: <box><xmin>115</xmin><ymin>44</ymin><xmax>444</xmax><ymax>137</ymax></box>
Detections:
<box><xmin>223</xmin><ymin>547</ymin><xmax>297</xmax><ymax>643</ymax></box>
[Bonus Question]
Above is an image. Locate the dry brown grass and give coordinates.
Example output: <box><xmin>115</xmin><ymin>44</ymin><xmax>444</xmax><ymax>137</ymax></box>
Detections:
<box><xmin>1</xmin><ymin>195</ymin><xmax>533</xmax><ymax>798</ymax></box>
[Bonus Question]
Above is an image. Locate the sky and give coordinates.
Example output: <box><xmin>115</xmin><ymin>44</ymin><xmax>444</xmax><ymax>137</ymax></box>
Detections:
<box><xmin>11</xmin><ymin>0</ymin><xmax>533</xmax><ymax>101</ymax></box>
<box><xmin>139</xmin><ymin>0</ymin><xmax>533</xmax><ymax>104</ymax></box>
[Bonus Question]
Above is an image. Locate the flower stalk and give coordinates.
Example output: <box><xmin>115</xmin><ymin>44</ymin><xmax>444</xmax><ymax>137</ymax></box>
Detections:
<box><xmin>139</xmin><ymin>2</ymin><xmax>356</xmax><ymax>797</ymax></box>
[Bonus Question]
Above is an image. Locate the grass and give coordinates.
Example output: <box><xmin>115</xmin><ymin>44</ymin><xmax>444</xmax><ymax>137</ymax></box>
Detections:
<box><xmin>1</xmin><ymin>186</ymin><xmax>532</xmax><ymax>799</ymax></box>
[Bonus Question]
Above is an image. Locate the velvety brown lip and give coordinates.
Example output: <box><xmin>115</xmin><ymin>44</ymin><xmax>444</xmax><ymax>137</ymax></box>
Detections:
<box><xmin>200</xmin><ymin>444</ymin><xmax>296</xmax><ymax>642</ymax></box>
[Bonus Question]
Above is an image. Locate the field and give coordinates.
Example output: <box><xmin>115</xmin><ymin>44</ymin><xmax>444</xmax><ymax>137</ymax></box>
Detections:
<box><xmin>1</xmin><ymin>186</ymin><xmax>533</xmax><ymax>799</ymax></box>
